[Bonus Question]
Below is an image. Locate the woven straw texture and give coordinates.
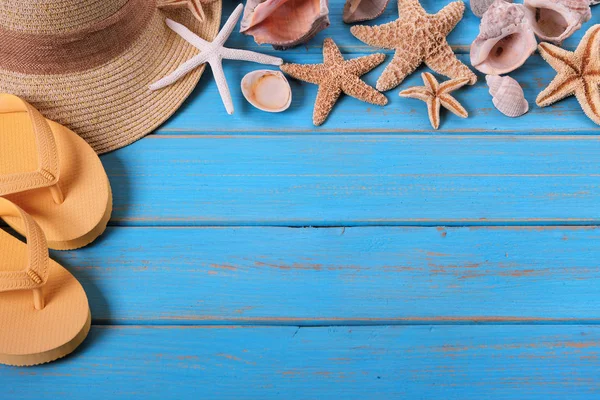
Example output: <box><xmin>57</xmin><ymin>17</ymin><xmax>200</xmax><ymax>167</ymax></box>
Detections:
<box><xmin>0</xmin><ymin>0</ymin><xmax>222</xmax><ymax>154</ymax></box>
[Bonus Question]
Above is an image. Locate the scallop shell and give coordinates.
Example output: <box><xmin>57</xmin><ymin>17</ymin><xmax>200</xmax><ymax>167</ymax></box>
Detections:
<box><xmin>486</xmin><ymin>75</ymin><xmax>529</xmax><ymax>117</ymax></box>
<box><xmin>343</xmin><ymin>0</ymin><xmax>390</xmax><ymax>23</ymax></box>
<box><xmin>470</xmin><ymin>0</ymin><xmax>537</xmax><ymax>75</ymax></box>
<box><xmin>470</xmin><ymin>0</ymin><xmax>513</xmax><ymax>17</ymax></box>
<box><xmin>241</xmin><ymin>70</ymin><xmax>292</xmax><ymax>112</ymax></box>
<box><xmin>240</xmin><ymin>0</ymin><xmax>330</xmax><ymax>50</ymax></box>
<box><xmin>523</xmin><ymin>0</ymin><xmax>591</xmax><ymax>44</ymax></box>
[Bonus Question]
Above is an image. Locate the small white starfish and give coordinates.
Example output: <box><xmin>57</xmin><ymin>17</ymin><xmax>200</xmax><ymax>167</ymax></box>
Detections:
<box><xmin>150</xmin><ymin>3</ymin><xmax>283</xmax><ymax>114</ymax></box>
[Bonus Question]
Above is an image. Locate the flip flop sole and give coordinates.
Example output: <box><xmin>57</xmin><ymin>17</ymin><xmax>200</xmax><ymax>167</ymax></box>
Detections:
<box><xmin>0</xmin><ymin>311</ymin><xmax>91</xmax><ymax>366</ymax></box>
<box><xmin>2</xmin><ymin>115</ymin><xmax>112</xmax><ymax>250</ymax></box>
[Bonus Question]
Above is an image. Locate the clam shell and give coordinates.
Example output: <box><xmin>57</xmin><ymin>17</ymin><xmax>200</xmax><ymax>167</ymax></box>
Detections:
<box><xmin>241</xmin><ymin>70</ymin><xmax>292</xmax><ymax>112</ymax></box>
<box><xmin>523</xmin><ymin>0</ymin><xmax>591</xmax><ymax>44</ymax></box>
<box><xmin>240</xmin><ymin>0</ymin><xmax>330</xmax><ymax>50</ymax></box>
<box><xmin>343</xmin><ymin>0</ymin><xmax>390</xmax><ymax>23</ymax></box>
<box><xmin>470</xmin><ymin>0</ymin><xmax>513</xmax><ymax>18</ymax></box>
<box><xmin>486</xmin><ymin>75</ymin><xmax>529</xmax><ymax>117</ymax></box>
<box><xmin>470</xmin><ymin>0</ymin><xmax>537</xmax><ymax>75</ymax></box>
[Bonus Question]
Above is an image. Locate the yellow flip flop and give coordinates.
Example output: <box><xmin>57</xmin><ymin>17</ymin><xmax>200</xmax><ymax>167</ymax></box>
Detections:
<box><xmin>0</xmin><ymin>198</ymin><xmax>91</xmax><ymax>366</ymax></box>
<box><xmin>0</xmin><ymin>94</ymin><xmax>112</xmax><ymax>250</ymax></box>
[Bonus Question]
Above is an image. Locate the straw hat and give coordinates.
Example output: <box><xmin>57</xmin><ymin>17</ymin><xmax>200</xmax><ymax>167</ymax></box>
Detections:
<box><xmin>0</xmin><ymin>0</ymin><xmax>222</xmax><ymax>154</ymax></box>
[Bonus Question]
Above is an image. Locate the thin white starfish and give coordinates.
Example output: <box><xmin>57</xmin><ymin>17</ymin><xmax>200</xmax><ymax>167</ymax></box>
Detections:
<box><xmin>150</xmin><ymin>3</ymin><xmax>283</xmax><ymax>114</ymax></box>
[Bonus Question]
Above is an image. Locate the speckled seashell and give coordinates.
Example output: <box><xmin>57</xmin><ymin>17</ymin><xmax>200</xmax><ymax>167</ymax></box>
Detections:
<box><xmin>241</xmin><ymin>70</ymin><xmax>292</xmax><ymax>112</ymax></box>
<box><xmin>470</xmin><ymin>0</ymin><xmax>537</xmax><ymax>75</ymax></box>
<box><xmin>523</xmin><ymin>0</ymin><xmax>591</xmax><ymax>44</ymax></box>
<box><xmin>343</xmin><ymin>0</ymin><xmax>390</xmax><ymax>23</ymax></box>
<box><xmin>470</xmin><ymin>0</ymin><xmax>513</xmax><ymax>17</ymax></box>
<box><xmin>486</xmin><ymin>75</ymin><xmax>529</xmax><ymax>117</ymax></box>
<box><xmin>240</xmin><ymin>0</ymin><xmax>330</xmax><ymax>50</ymax></box>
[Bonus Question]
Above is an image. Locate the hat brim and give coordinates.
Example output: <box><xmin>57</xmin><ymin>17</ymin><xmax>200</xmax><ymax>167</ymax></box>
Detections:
<box><xmin>0</xmin><ymin>2</ymin><xmax>222</xmax><ymax>154</ymax></box>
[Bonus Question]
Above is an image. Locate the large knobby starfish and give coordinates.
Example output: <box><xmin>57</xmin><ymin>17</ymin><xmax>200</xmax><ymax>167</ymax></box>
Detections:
<box><xmin>351</xmin><ymin>0</ymin><xmax>477</xmax><ymax>92</ymax></box>
<box><xmin>537</xmin><ymin>24</ymin><xmax>600</xmax><ymax>125</ymax></box>
<box><xmin>399</xmin><ymin>72</ymin><xmax>469</xmax><ymax>129</ymax></box>
<box><xmin>150</xmin><ymin>4</ymin><xmax>283</xmax><ymax>115</ymax></box>
<box><xmin>280</xmin><ymin>38</ymin><xmax>388</xmax><ymax>126</ymax></box>
<box><xmin>157</xmin><ymin>0</ymin><xmax>217</xmax><ymax>23</ymax></box>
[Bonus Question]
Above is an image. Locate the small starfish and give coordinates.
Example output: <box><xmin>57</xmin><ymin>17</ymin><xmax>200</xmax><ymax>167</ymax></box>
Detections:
<box><xmin>536</xmin><ymin>24</ymin><xmax>600</xmax><ymax>125</ymax></box>
<box><xmin>280</xmin><ymin>38</ymin><xmax>387</xmax><ymax>126</ymax></box>
<box><xmin>399</xmin><ymin>72</ymin><xmax>469</xmax><ymax>129</ymax></box>
<box><xmin>157</xmin><ymin>0</ymin><xmax>216</xmax><ymax>23</ymax></box>
<box><xmin>351</xmin><ymin>0</ymin><xmax>477</xmax><ymax>92</ymax></box>
<box><xmin>150</xmin><ymin>4</ymin><xmax>283</xmax><ymax>115</ymax></box>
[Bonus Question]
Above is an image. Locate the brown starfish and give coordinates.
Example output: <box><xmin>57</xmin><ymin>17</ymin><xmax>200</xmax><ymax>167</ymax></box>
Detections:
<box><xmin>280</xmin><ymin>38</ymin><xmax>388</xmax><ymax>126</ymax></box>
<box><xmin>351</xmin><ymin>0</ymin><xmax>477</xmax><ymax>92</ymax></box>
<box><xmin>399</xmin><ymin>72</ymin><xmax>469</xmax><ymax>129</ymax></box>
<box><xmin>157</xmin><ymin>0</ymin><xmax>216</xmax><ymax>22</ymax></box>
<box><xmin>536</xmin><ymin>24</ymin><xmax>600</xmax><ymax>125</ymax></box>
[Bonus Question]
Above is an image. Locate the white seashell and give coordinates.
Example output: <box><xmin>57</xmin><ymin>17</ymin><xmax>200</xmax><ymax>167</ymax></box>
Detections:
<box><xmin>523</xmin><ymin>0</ymin><xmax>591</xmax><ymax>44</ymax></box>
<box><xmin>486</xmin><ymin>75</ymin><xmax>529</xmax><ymax>117</ymax></box>
<box><xmin>240</xmin><ymin>0</ymin><xmax>330</xmax><ymax>50</ymax></box>
<box><xmin>470</xmin><ymin>0</ymin><xmax>513</xmax><ymax>17</ymax></box>
<box><xmin>241</xmin><ymin>70</ymin><xmax>292</xmax><ymax>112</ymax></box>
<box><xmin>470</xmin><ymin>0</ymin><xmax>537</xmax><ymax>75</ymax></box>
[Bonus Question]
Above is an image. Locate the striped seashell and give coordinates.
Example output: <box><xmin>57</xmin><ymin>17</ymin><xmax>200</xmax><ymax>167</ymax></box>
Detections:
<box><xmin>486</xmin><ymin>75</ymin><xmax>529</xmax><ymax>117</ymax></box>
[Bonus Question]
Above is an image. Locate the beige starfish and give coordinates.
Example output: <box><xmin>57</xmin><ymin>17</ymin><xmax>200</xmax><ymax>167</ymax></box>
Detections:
<box><xmin>157</xmin><ymin>0</ymin><xmax>216</xmax><ymax>22</ymax></box>
<box><xmin>399</xmin><ymin>72</ymin><xmax>469</xmax><ymax>129</ymax></box>
<box><xmin>280</xmin><ymin>38</ymin><xmax>388</xmax><ymax>126</ymax></box>
<box><xmin>351</xmin><ymin>0</ymin><xmax>477</xmax><ymax>92</ymax></box>
<box><xmin>537</xmin><ymin>24</ymin><xmax>600</xmax><ymax>125</ymax></box>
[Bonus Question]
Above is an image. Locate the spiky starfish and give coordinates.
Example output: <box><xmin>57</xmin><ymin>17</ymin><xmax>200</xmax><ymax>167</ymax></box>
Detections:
<box><xmin>351</xmin><ymin>0</ymin><xmax>477</xmax><ymax>92</ymax></box>
<box><xmin>280</xmin><ymin>38</ymin><xmax>388</xmax><ymax>126</ymax></box>
<box><xmin>537</xmin><ymin>24</ymin><xmax>600</xmax><ymax>125</ymax></box>
<box><xmin>399</xmin><ymin>72</ymin><xmax>469</xmax><ymax>129</ymax></box>
<box><xmin>157</xmin><ymin>0</ymin><xmax>217</xmax><ymax>23</ymax></box>
<box><xmin>150</xmin><ymin>4</ymin><xmax>283</xmax><ymax>115</ymax></box>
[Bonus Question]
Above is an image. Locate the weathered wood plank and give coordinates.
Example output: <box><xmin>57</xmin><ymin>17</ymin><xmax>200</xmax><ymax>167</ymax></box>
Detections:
<box><xmin>101</xmin><ymin>136</ymin><xmax>600</xmax><ymax>225</ymax></box>
<box><xmin>4</xmin><ymin>325</ymin><xmax>600</xmax><ymax>399</ymax></box>
<box><xmin>158</xmin><ymin>53</ymin><xmax>600</xmax><ymax>134</ymax></box>
<box><xmin>53</xmin><ymin>226</ymin><xmax>600</xmax><ymax>323</ymax></box>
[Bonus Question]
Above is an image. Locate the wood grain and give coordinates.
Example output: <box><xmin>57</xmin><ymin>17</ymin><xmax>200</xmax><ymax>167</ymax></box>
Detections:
<box><xmin>3</xmin><ymin>325</ymin><xmax>600</xmax><ymax>399</ymax></box>
<box><xmin>2</xmin><ymin>0</ymin><xmax>599</xmax><ymax>395</ymax></box>
<box><xmin>50</xmin><ymin>226</ymin><xmax>600</xmax><ymax>324</ymax></box>
<box><xmin>101</xmin><ymin>136</ymin><xmax>600</xmax><ymax>225</ymax></box>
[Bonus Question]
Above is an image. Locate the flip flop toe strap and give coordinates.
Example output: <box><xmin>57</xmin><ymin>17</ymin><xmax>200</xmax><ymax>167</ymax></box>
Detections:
<box><xmin>0</xmin><ymin>198</ymin><xmax>50</xmax><ymax>310</ymax></box>
<box><xmin>0</xmin><ymin>94</ymin><xmax>63</xmax><ymax>204</ymax></box>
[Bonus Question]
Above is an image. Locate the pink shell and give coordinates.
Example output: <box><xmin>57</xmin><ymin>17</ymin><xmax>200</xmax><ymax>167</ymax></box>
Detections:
<box><xmin>470</xmin><ymin>0</ymin><xmax>537</xmax><ymax>75</ymax></box>
<box><xmin>486</xmin><ymin>75</ymin><xmax>529</xmax><ymax>117</ymax></box>
<box><xmin>343</xmin><ymin>0</ymin><xmax>391</xmax><ymax>23</ymax></box>
<box><xmin>523</xmin><ymin>0</ymin><xmax>591</xmax><ymax>44</ymax></box>
<box><xmin>240</xmin><ymin>0</ymin><xmax>330</xmax><ymax>50</ymax></box>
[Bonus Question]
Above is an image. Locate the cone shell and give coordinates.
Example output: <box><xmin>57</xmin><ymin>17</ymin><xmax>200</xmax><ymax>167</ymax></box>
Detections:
<box><xmin>523</xmin><ymin>0</ymin><xmax>591</xmax><ymax>44</ymax></box>
<box><xmin>241</xmin><ymin>70</ymin><xmax>292</xmax><ymax>112</ymax></box>
<box><xmin>470</xmin><ymin>0</ymin><xmax>537</xmax><ymax>75</ymax></box>
<box><xmin>343</xmin><ymin>0</ymin><xmax>390</xmax><ymax>23</ymax></box>
<box><xmin>240</xmin><ymin>0</ymin><xmax>330</xmax><ymax>50</ymax></box>
<box><xmin>486</xmin><ymin>75</ymin><xmax>529</xmax><ymax>117</ymax></box>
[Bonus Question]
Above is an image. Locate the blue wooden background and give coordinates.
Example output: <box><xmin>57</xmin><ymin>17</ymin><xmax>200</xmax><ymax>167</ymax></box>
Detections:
<box><xmin>3</xmin><ymin>1</ymin><xmax>600</xmax><ymax>398</ymax></box>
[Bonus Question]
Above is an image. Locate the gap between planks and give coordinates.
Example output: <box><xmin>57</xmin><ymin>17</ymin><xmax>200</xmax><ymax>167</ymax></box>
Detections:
<box><xmin>90</xmin><ymin>318</ymin><xmax>600</xmax><ymax>327</ymax></box>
